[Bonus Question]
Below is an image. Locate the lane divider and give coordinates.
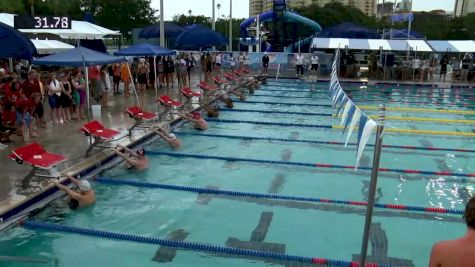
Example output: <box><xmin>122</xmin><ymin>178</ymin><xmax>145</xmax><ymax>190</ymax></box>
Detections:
<box><xmin>21</xmin><ymin>220</ymin><xmax>395</xmax><ymax>267</ymax></box>
<box><xmin>251</xmin><ymin>94</ymin><xmax>473</xmax><ymax>108</ymax></box>
<box><xmin>179</xmin><ymin>133</ymin><xmax>475</xmax><ymax>153</ymax></box>
<box><xmin>145</xmin><ymin>151</ymin><xmax>475</xmax><ymax>178</ymax></box>
<box><xmin>359</xmin><ymin>105</ymin><xmax>475</xmax><ymax>115</ymax></box>
<box><xmin>95</xmin><ymin>177</ymin><xmax>464</xmax><ymax>216</ymax></box>
<box><xmin>221</xmin><ymin>109</ymin><xmax>475</xmax><ymax>124</ymax></box>
<box><xmin>206</xmin><ymin>118</ymin><xmax>475</xmax><ymax>137</ymax></box>
<box><xmin>234</xmin><ymin>100</ymin><xmax>475</xmax><ymax>115</ymax></box>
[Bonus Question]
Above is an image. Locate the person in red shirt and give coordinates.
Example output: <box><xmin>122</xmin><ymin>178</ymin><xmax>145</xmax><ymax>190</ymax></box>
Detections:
<box><xmin>88</xmin><ymin>65</ymin><xmax>101</xmax><ymax>101</ymax></box>
<box><xmin>16</xmin><ymin>92</ymin><xmax>40</xmax><ymax>141</ymax></box>
<box><xmin>22</xmin><ymin>70</ymin><xmax>46</xmax><ymax>128</ymax></box>
<box><xmin>0</xmin><ymin>102</ymin><xmax>15</xmax><ymax>143</ymax></box>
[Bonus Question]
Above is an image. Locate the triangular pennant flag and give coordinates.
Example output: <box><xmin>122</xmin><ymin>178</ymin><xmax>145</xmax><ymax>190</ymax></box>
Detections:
<box><xmin>345</xmin><ymin>109</ymin><xmax>361</xmax><ymax>146</ymax></box>
<box><xmin>356</xmin><ymin>114</ymin><xmax>368</xmax><ymax>151</ymax></box>
<box><xmin>342</xmin><ymin>104</ymin><xmax>356</xmax><ymax>135</ymax></box>
<box><xmin>355</xmin><ymin>119</ymin><xmax>377</xmax><ymax>170</ymax></box>
<box><xmin>335</xmin><ymin>97</ymin><xmax>348</xmax><ymax>118</ymax></box>
<box><xmin>332</xmin><ymin>87</ymin><xmax>342</xmax><ymax>102</ymax></box>
<box><xmin>333</xmin><ymin>91</ymin><xmax>345</xmax><ymax>109</ymax></box>
<box><xmin>340</xmin><ymin>101</ymin><xmax>352</xmax><ymax>126</ymax></box>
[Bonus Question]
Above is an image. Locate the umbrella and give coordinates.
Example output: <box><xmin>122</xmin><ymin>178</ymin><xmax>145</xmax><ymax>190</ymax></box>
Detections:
<box><xmin>0</xmin><ymin>21</ymin><xmax>37</xmax><ymax>60</ymax></box>
<box><xmin>175</xmin><ymin>24</ymin><xmax>227</xmax><ymax>50</ymax></box>
<box><xmin>139</xmin><ymin>22</ymin><xmax>184</xmax><ymax>39</ymax></box>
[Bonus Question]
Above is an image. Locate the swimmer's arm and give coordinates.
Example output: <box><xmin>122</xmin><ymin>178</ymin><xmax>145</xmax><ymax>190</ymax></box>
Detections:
<box><xmin>53</xmin><ymin>181</ymin><xmax>83</xmax><ymax>200</ymax></box>
<box><xmin>116</xmin><ymin>145</ymin><xmax>138</xmax><ymax>157</ymax></box>
<box><xmin>67</xmin><ymin>175</ymin><xmax>81</xmax><ymax>186</ymax></box>
<box><xmin>114</xmin><ymin>149</ymin><xmax>138</xmax><ymax>165</ymax></box>
<box><xmin>429</xmin><ymin>243</ymin><xmax>443</xmax><ymax>267</ymax></box>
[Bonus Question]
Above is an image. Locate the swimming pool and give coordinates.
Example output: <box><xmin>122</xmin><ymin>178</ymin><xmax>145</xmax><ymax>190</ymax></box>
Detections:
<box><xmin>1</xmin><ymin>79</ymin><xmax>474</xmax><ymax>267</ymax></box>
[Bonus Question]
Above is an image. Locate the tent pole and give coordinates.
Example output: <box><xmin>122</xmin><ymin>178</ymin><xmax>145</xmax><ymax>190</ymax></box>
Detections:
<box><xmin>154</xmin><ymin>56</ymin><xmax>158</xmax><ymax>114</ymax></box>
<box><xmin>126</xmin><ymin>62</ymin><xmax>141</xmax><ymax>107</ymax></box>
<box><xmin>8</xmin><ymin>58</ymin><xmax>13</xmax><ymax>73</ymax></box>
<box><xmin>160</xmin><ymin>0</ymin><xmax>165</xmax><ymax>47</ymax></box>
<box><xmin>83</xmin><ymin>58</ymin><xmax>91</xmax><ymax>122</ymax></box>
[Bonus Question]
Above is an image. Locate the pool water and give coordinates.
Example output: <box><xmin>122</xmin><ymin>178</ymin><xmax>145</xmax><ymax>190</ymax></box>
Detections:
<box><xmin>1</xmin><ymin>80</ymin><xmax>474</xmax><ymax>267</ymax></box>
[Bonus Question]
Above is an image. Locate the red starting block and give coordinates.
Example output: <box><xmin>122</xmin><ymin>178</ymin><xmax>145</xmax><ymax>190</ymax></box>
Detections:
<box><xmin>80</xmin><ymin>120</ymin><xmax>121</xmax><ymax>156</ymax></box>
<box><xmin>125</xmin><ymin>106</ymin><xmax>158</xmax><ymax>136</ymax></box>
<box><xmin>9</xmin><ymin>143</ymin><xmax>66</xmax><ymax>191</ymax></box>
<box><xmin>157</xmin><ymin>95</ymin><xmax>184</xmax><ymax>120</ymax></box>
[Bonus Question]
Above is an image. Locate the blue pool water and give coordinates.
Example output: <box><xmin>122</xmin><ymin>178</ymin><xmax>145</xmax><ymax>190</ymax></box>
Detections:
<box><xmin>1</xmin><ymin>80</ymin><xmax>474</xmax><ymax>266</ymax></box>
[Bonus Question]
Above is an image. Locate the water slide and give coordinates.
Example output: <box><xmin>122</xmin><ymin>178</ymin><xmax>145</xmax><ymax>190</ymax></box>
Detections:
<box><xmin>239</xmin><ymin>8</ymin><xmax>322</xmax><ymax>52</ymax></box>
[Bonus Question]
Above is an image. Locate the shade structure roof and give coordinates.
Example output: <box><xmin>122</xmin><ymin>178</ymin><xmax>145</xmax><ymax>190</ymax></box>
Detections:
<box><xmin>0</xmin><ymin>21</ymin><xmax>37</xmax><ymax>60</ymax></box>
<box><xmin>0</xmin><ymin>13</ymin><xmax>120</xmax><ymax>39</ymax></box>
<box><xmin>175</xmin><ymin>24</ymin><xmax>227</xmax><ymax>49</ymax></box>
<box><xmin>31</xmin><ymin>39</ymin><xmax>74</xmax><ymax>55</ymax></box>
<box><xmin>319</xmin><ymin>22</ymin><xmax>380</xmax><ymax>39</ymax></box>
<box><xmin>427</xmin><ymin>40</ymin><xmax>475</xmax><ymax>53</ymax></box>
<box><xmin>311</xmin><ymin>38</ymin><xmax>434</xmax><ymax>52</ymax></box>
<box><xmin>138</xmin><ymin>22</ymin><xmax>184</xmax><ymax>39</ymax></box>
<box><xmin>33</xmin><ymin>46</ymin><xmax>125</xmax><ymax>67</ymax></box>
<box><xmin>114</xmin><ymin>43</ymin><xmax>175</xmax><ymax>56</ymax></box>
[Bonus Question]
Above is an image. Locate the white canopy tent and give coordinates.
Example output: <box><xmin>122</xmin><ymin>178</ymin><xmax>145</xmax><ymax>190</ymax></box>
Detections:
<box><xmin>427</xmin><ymin>40</ymin><xmax>475</xmax><ymax>53</ymax></box>
<box><xmin>30</xmin><ymin>39</ymin><xmax>75</xmax><ymax>55</ymax></box>
<box><xmin>0</xmin><ymin>13</ymin><xmax>120</xmax><ymax>39</ymax></box>
<box><xmin>311</xmin><ymin>38</ymin><xmax>433</xmax><ymax>52</ymax></box>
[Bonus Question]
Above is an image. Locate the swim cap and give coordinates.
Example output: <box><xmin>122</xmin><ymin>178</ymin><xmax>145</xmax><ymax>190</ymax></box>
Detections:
<box><xmin>192</xmin><ymin>112</ymin><xmax>201</xmax><ymax>119</ymax></box>
<box><xmin>168</xmin><ymin>133</ymin><xmax>176</xmax><ymax>140</ymax></box>
<box><xmin>136</xmin><ymin>147</ymin><xmax>146</xmax><ymax>156</ymax></box>
<box><xmin>79</xmin><ymin>180</ymin><xmax>92</xmax><ymax>192</ymax></box>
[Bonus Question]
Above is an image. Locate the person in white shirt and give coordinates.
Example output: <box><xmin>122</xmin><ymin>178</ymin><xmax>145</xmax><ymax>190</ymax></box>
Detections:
<box><xmin>47</xmin><ymin>72</ymin><xmax>64</xmax><ymax>125</ymax></box>
<box><xmin>310</xmin><ymin>54</ymin><xmax>320</xmax><ymax>75</ymax></box>
<box><xmin>238</xmin><ymin>53</ymin><xmax>246</xmax><ymax>68</ymax></box>
<box><xmin>215</xmin><ymin>53</ymin><xmax>222</xmax><ymax>75</ymax></box>
<box><xmin>296</xmin><ymin>53</ymin><xmax>305</xmax><ymax>76</ymax></box>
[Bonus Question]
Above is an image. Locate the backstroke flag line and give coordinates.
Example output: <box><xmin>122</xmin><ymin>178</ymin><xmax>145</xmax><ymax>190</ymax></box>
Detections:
<box><xmin>328</xmin><ymin>49</ymin><xmax>378</xmax><ymax>169</ymax></box>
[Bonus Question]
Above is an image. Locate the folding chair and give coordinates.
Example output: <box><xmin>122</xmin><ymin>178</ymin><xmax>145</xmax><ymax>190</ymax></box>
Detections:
<box><xmin>9</xmin><ymin>143</ymin><xmax>67</xmax><ymax>193</ymax></box>
<box><xmin>125</xmin><ymin>106</ymin><xmax>158</xmax><ymax>136</ymax></box>
<box><xmin>80</xmin><ymin>120</ymin><xmax>121</xmax><ymax>156</ymax></box>
<box><xmin>157</xmin><ymin>95</ymin><xmax>183</xmax><ymax>120</ymax></box>
<box><xmin>181</xmin><ymin>87</ymin><xmax>202</xmax><ymax>108</ymax></box>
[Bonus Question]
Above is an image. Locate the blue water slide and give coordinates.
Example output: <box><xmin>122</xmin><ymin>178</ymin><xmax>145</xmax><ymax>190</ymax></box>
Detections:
<box><xmin>240</xmin><ymin>11</ymin><xmax>276</xmax><ymax>29</ymax></box>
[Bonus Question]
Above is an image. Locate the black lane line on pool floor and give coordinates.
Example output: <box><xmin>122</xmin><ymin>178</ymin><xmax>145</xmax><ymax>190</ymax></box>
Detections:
<box><xmin>153</xmin><ymin>229</ymin><xmax>189</xmax><ymax>263</ymax></box>
<box><xmin>352</xmin><ymin>223</ymin><xmax>415</xmax><ymax>267</ymax></box>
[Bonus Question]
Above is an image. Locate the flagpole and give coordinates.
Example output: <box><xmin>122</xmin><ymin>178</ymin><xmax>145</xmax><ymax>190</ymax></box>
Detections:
<box><xmin>359</xmin><ymin>104</ymin><xmax>385</xmax><ymax>267</ymax></box>
<box><xmin>407</xmin><ymin>0</ymin><xmax>412</xmax><ymax>39</ymax></box>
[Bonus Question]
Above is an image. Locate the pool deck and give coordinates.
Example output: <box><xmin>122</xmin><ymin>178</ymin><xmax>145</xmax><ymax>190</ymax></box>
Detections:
<box><xmin>0</xmin><ymin>70</ymin><xmax>472</xmax><ymax>228</ymax></box>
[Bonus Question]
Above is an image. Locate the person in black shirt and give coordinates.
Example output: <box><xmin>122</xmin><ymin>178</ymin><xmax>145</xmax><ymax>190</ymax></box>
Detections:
<box><xmin>262</xmin><ymin>52</ymin><xmax>270</xmax><ymax>76</ymax></box>
<box><xmin>440</xmin><ymin>55</ymin><xmax>449</xmax><ymax>82</ymax></box>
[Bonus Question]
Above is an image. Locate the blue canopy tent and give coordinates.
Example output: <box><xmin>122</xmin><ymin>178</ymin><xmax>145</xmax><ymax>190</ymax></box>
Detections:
<box><xmin>33</xmin><ymin>46</ymin><xmax>131</xmax><ymax>121</ymax></box>
<box><xmin>319</xmin><ymin>22</ymin><xmax>380</xmax><ymax>39</ymax></box>
<box><xmin>114</xmin><ymin>43</ymin><xmax>175</xmax><ymax>112</ymax></box>
<box><xmin>175</xmin><ymin>24</ymin><xmax>228</xmax><ymax>50</ymax></box>
<box><xmin>138</xmin><ymin>22</ymin><xmax>184</xmax><ymax>39</ymax></box>
<box><xmin>0</xmin><ymin>21</ymin><xmax>37</xmax><ymax>62</ymax></box>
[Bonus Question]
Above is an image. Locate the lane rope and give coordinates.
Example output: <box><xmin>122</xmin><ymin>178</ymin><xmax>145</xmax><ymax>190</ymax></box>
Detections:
<box><xmin>179</xmin><ymin>132</ymin><xmax>475</xmax><ymax>153</ymax></box>
<box><xmin>145</xmin><ymin>151</ymin><xmax>475</xmax><ymax>178</ymax></box>
<box><xmin>234</xmin><ymin>100</ymin><xmax>475</xmax><ymax>115</ymax></box>
<box><xmin>205</xmin><ymin>118</ymin><xmax>475</xmax><ymax>137</ymax></box>
<box><xmin>21</xmin><ymin>220</ymin><xmax>395</xmax><ymax>267</ymax></box>
<box><xmin>221</xmin><ymin>108</ymin><xmax>475</xmax><ymax>124</ymax></box>
<box><xmin>95</xmin><ymin>177</ymin><xmax>464</xmax><ymax>216</ymax></box>
<box><xmin>251</xmin><ymin>94</ymin><xmax>473</xmax><ymax>108</ymax></box>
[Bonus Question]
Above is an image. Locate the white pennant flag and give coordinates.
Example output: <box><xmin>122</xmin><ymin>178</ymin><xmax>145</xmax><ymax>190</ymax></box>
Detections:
<box><xmin>340</xmin><ymin>101</ymin><xmax>352</xmax><ymax>126</ymax></box>
<box><xmin>345</xmin><ymin>109</ymin><xmax>361</xmax><ymax>147</ymax></box>
<box><xmin>355</xmin><ymin>119</ymin><xmax>377</xmax><ymax>170</ymax></box>
<box><xmin>332</xmin><ymin>88</ymin><xmax>342</xmax><ymax>102</ymax></box>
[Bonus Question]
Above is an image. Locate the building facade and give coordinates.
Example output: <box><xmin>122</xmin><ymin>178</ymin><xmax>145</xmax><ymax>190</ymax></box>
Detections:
<box><xmin>249</xmin><ymin>0</ymin><xmax>377</xmax><ymax>17</ymax></box>
<box><xmin>454</xmin><ymin>0</ymin><xmax>475</xmax><ymax>16</ymax></box>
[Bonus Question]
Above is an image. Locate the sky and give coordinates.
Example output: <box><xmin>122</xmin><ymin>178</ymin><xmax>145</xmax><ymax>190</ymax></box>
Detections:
<box><xmin>151</xmin><ymin>0</ymin><xmax>457</xmax><ymax>20</ymax></box>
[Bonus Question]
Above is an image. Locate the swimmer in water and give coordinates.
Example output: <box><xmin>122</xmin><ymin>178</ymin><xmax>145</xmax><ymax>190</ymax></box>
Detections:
<box><xmin>429</xmin><ymin>196</ymin><xmax>475</xmax><ymax>267</ymax></box>
<box><xmin>112</xmin><ymin>144</ymin><xmax>149</xmax><ymax>171</ymax></box>
<box><xmin>180</xmin><ymin>111</ymin><xmax>208</xmax><ymax>131</ymax></box>
<box><xmin>201</xmin><ymin>104</ymin><xmax>219</xmax><ymax>118</ymax></box>
<box><xmin>53</xmin><ymin>174</ymin><xmax>95</xmax><ymax>210</ymax></box>
<box><xmin>153</xmin><ymin>127</ymin><xmax>182</xmax><ymax>149</ymax></box>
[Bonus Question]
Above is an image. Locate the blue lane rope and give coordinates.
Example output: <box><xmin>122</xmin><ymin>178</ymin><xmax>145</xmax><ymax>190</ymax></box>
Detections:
<box><xmin>205</xmin><ymin>118</ymin><xmax>333</xmax><ymax>129</ymax></box>
<box><xmin>144</xmin><ymin>151</ymin><xmax>475</xmax><ymax>178</ymax></box>
<box><xmin>233</xmin><ymin>100</ymin><xmax>332</xmax><ymax>107</ymax></box>
<box><xmin>178</xmin><ymin>133</ymin><xmax>475</xmax><ymax>153</ymax></box>
<box><xmin>20</xmin><ymin>220</ymin><xmax>396</xmax><ymax>267</ymax></box>
<box><xmin>94</xmin><ymin>177</ymin><xmax>464</xmax><ymax>216</ymax></box>
<box><xmin>219</xmin><ymin>108</ymin><xmax>333</xmax><ymax>117</ymax></box>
